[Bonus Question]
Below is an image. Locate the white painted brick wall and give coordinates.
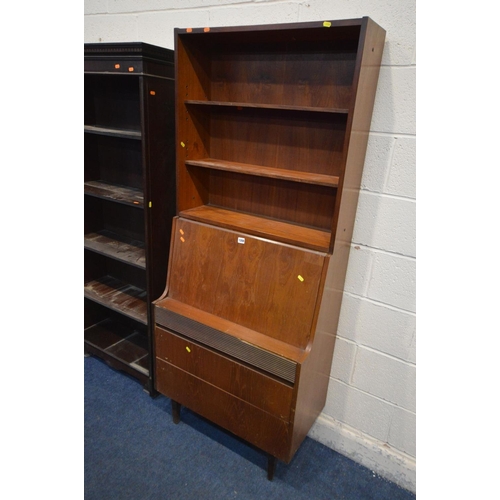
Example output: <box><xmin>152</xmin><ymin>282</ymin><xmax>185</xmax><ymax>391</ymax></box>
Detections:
<box><xmin>361</xmin><ymin>134</ymin><xmax>395</xmax><ymax>192</ymax></box>
<box><xmin>84</xmin><ymin>0</ymin><xmax>416</xmax><ymax>492</ymax></box>
<box><xmin>372</xmin><ymin>67</ymin><xmax>416</xmax><ymax>135</ymax></box>
<box><xmin>324</xmin><ymin>379</ymin><xmax>394</xmax><ymax>442</ymax></box>
<box><xmin>337</xmin><ymin>294</ymin><xmax>415</xmax><ymax>361</ymax></box>
<box><xmin>329</xmin><ymin>338</ymin><xmax>356</xmax><ymax>384</ymax></box>
<box><xmin>368</xmin><ymin>252</ymin><xmax>416</xmax><ymax>313</ymax></box>
<box><xmin>388</xmin><ymin>406</ymin><xmax>416</xmax><ymax>457</ymax></box>
<box><xmin>208</xmin><ymin>1</ymin><xmax>301</xmax><ymax>26</ymax></box>
<box><xmin>85</xmin><ymin>14</ymin><xmax>140</xmax><ymax>42</ymax></box>
<box><xmin>351</xmin><ymin>348</ymin><xmax>416</xmax><ymax>413</ymax></box>
<box><xmin>386</xmin><ymin>137</ymin><xmax>416</xmax><ymax>199</ymax></box>
<box><xmin>353</xmin><ymin>193</ymin><xmax>416</xmax><ymax>257</ymax></box>
<box><xmin>138</xmin><ymin>10</ymin><xmax>210</xmax><ymax>48</ymax></box>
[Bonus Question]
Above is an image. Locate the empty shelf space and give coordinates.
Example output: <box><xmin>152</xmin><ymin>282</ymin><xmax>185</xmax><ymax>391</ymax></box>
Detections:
<box><xmin>179</xmin><ymin>206</ymin><xmax>330</xmax><ymax>252</ymax></box>
<box><xmin>84</xmin><ymin>125</ymin><xmax>142</xmax><ymax>139</ymax></box>
<box><xmin>185</xmin><ymin>100</ymin><xmax>349</xmax><ymax>115</ymax></box>
<box><xmin>84</xmin><ymin>180</ymin><xmax>144</xmax><ymax>207</ymax></box>
<box><xmin>85</xmin><ymin>318</ymin><xmax>149</xmax><ymax>374</ymax></box>
<box><xmin>84</xmin><ymin>230</ymin><xmax>146</xmax><ymax>269</ymax></box>
<box><xmin>84</xmin><ymin>275</ymin><xmax>148</xmax><ymax>324</ymax></box>
<box><xmin>186</xmin><ymin>158</ymin><xmax>339</xmax><ymax>187</ymax></box>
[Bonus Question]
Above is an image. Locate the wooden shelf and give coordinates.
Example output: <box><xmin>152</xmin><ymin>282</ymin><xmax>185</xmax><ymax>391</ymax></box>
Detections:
<box><xmin>84</xmin><ymin>275</ymin><xmax>148</xmax><ymax>324</ymax></box>
<box><xmin>84</xmin><ymin>230</ymin><xmax>146</xmax><ymax>269</ymax></box>
<box><xmin>84</xmin><ymin>180</ymin><xmax>144</xmax><ymax>207</ymax></box>
<box><xmin>186</xmin><ymin>158</ymin><xmax>339</xmax><ymax>187</ymax></box>
<box><xmin>180</xmin><ymin>205</ymin><xmax>330</xmax><ymax>252</ymax></box>
<box><xmin>84</xmin><ymin>125</ymin><xmax>141</xmax><ymax>140</ymax></box>
<box><xmin>185</xmin><ymin>100</ymin><xmax>349</xmax><ymax>115</ymax></box>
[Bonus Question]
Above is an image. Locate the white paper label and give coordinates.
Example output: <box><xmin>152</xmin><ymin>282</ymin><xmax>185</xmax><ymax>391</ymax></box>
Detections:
<box><xmin>237</xmin><ymin>237</ymin><xmax>245</xmax><ymax>244</ymax></box>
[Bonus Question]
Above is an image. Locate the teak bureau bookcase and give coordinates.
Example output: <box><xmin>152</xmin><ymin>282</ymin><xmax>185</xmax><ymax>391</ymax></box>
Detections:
<box><xmin>153</xmin><ymin>18</ymin><xmax>386</xmax><ymax>477</ymax></box>
<box><xmin>84</xmin><ymin>42</ymin><xmax>176</xmax><ymax>394</ymax></box>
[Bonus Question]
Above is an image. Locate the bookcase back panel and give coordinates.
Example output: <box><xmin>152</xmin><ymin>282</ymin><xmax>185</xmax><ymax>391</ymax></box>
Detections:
<box><xmin>206</xmin><ymin>170</ymin><xmax>336</xmax><ymax>231</ymax></box>
<box><xmin>85</xmin><ymin>134</ymin><xmax>143</xmax><ymax>189</ymax></box>
<box><xmin>85</xmin><ymin>197</ymin><xmax>145</xmax><ymax>243</ymax></box>
<box><xmin>210</xmin><ymin>43</ymin><xmax>357</xmax><ymax>109</ymax></box>
<box><xmin>85</xmin><ymin>75</ymin><xmax>141</xmax><ymax>131</ymax></box>
<box><xmin>85</xmin><ymin>249</ymin><xmax>147</xmax><ymax>290</ymax></box>
<box><xmin>208</xmin><ymin>107</ymin><xmax>346</xmax><ymax>176</ymax></box>
<box><xmin>167</xmin><ymin>218</ymin><xmax>326</xmax><ymax>348</ymax></box>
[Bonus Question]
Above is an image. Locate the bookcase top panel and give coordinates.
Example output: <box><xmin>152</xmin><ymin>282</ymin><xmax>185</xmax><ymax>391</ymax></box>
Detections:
<box><xmin>84</xmin><ymin>42</ymin><xmax>174</xmax><ymax>64</ymax></box>
<box><xmin>175</xmin><ymin>18</ymin><xmax>369</xmax><ymax>37</ymax></box>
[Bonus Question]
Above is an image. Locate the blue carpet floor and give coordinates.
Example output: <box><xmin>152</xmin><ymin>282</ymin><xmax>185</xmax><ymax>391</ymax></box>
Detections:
<box><xmin>85</xmin><ymin>356</ymin><xmax>415</xmax><ymax>500</ymax></box>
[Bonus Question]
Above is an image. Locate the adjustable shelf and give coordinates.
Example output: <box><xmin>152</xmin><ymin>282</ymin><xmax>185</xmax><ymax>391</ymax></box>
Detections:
<box><xmin>84</xmin><ymin>181</ymin><xmax>144</xmax><ymax>207</ymax></box>
<box><xmin>154</xmin><ymin>19</ymin><xmax>385</xmax><ymax>478</ymax></box>
<box><xmin>185</xmin><ymin>99</ymin><xmax>349</xmax><ymax>115</ymax></box>
<box><xmin>84</xmin><ymin>125</ymin><xmax>142</xmax><ymax>140</ymax></box>
<box><xmin>84</xmin><ymin>42</ymin><xmax>176</xmax><ymax>393</ymax></box>
<box><xmin>185</xmin><ymin>158</ymin><xmax>340</xmax><ymax>187</ymax></box>
<box><xmin>84</xmin><ymin>230</ymin><xmax>146</xmax><ymax>269</ymax></box>
<box><xmin>84</xmin><ymin>275</ymin><xmax>148</xmax><ymax>324</ymax></box>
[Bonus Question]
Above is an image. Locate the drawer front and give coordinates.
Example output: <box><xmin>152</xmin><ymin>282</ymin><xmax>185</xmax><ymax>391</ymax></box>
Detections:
<box><xmin>155</xmin><ymin>326</ymin><xmax>293</xmax><ymax>421</ymax></box>
<box><xmin>156</xmin><ymin>358</ymin><xmax>292</xmax><ymax>462</ymax></box>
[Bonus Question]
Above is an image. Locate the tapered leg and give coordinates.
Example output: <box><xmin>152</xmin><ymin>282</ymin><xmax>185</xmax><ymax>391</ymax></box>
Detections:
<box><xmin>267</xmin><ymin>454</ymin><xmax>277</xmax><ymax>481</ymax></box>
<box><xmin>172</xmin><ymin>400</ymin><xmax>181</xmax><ymax>424</ymax></box>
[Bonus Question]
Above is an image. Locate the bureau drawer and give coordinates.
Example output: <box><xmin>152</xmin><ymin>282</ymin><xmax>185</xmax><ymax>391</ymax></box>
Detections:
<box><xmin>156</xmin><ymin>358</ymin><xmax>292</xmax><ymax>462</ymax></box>
<box><xmin>155</xmin><ymin>326</ymin><xmax>294</xmax><ymax>421</ymax></box>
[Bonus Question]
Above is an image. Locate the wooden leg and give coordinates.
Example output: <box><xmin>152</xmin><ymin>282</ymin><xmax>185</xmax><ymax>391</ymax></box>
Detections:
<box><xmin>267</xmin><ymin>454</ymin><xmax>277</xmax><ymax>481</ymax></box>
<box><xmin>172</xmin><ymin>400</ymin><xmax>181</xmax><ymax>424</ymax></box>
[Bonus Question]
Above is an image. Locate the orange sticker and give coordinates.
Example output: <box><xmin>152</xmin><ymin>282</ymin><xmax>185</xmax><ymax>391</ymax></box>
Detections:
<box><xmin>179</xmin><ymin>229</ymin><xmax>184</xmax><ymax>235</ymax></box>
<box><xmin>114</xmin><ymin>64</ymin><xmax>120</xmax><ymax>69</ymax></box>
<box><xmin>180</xmin><ymin>236</ymin><xmax>185</xmax><ymax>243</ymax></box>
<box><xmin>150</xmin><ymin>90</ymin><xmax>156</xmax><ymax>96</ymax></box>
<box><xmin>186</xmin><ymin>28</ymin><xmax>192</xmax><ymax>33</ymax></box>
<box><xmin>204</xmin><ymin>27</ymin><xmax>210</xmax><ymax>32</ymax></box>
<box><xmin>128</xmin><ymin>67</ymin><xmax>134</xmax><ymax>72</ymax></box>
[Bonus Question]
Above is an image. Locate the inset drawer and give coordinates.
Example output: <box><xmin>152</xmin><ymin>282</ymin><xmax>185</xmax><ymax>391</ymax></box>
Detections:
<box><xmin>155</xmin><ymin>326</ymin><xmax>294</xmax><ymax>421</ymax></box>
<box><xmin>156</xmin><ymin>358</ymin><xmax>292</xmax><ymax>462</ymax></box>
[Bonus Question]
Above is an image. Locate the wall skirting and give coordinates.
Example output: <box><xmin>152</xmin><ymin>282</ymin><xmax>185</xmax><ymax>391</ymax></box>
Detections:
<box><xmin>308</xmin><ymin>414</ymin><xmax>416</xmax><ymax>493</ymax></box>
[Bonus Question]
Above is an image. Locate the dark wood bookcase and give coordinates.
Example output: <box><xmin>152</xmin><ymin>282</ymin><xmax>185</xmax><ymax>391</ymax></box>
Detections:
<box><xmin>84</xmin><ymin>42</ymin><xmax>176</xmax><ymax>394</ymax></box>
<box><xmin>154</xmin><ymin>18</ymin><xmax>385</xmax><ymax>476</ymax></box>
